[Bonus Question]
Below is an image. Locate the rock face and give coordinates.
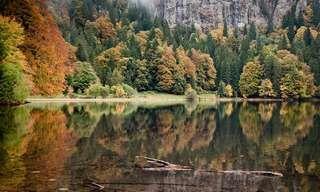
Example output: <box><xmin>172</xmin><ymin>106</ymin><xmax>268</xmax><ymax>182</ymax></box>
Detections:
<box><xmin>154</xmin><ymin>0</ymin><xmax>307</xmax><ymax>31</ymax></box>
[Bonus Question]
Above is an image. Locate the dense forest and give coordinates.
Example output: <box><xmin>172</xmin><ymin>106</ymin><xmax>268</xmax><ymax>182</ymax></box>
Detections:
<box><xmin>0</xmin><ymin>0</ymin><xmax>320</xmax><ymax>104</ymax></box>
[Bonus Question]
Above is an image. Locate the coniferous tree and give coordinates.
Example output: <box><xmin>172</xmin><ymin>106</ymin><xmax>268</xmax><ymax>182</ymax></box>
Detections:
<box><xmin>312</xmin><ymin>0</ymin><xmax>320</xmax><ymax>26</ymax></box>
<box><xmin>248</xmin><ymin>23</ymin><xmax>257</xmax><ymax>41</ymax></box>
<box><xmin>303</xmin><ymin>27</ymin><xmax>313</xmax><ymax>46</ymax></box>
<box><xmin>309</xmin><ymin>34</ymin><xmax>320</xmax><ymax>85</ymax></box>
<box><xmin>278</xmin><ymin>35</ymin><xmax>289</xmax><ymax>50</ymax></box>
<box><xmin>296</xmin><ymin>10</ymin><xmax>305</xmax><ymax>28</ymax></box>
<box><xmin>223</xmin><ymin>18</ymin><xmax>228</xmax><ymax>37</ymax></box>
<box><xmin>287</xmin><ymin>25</ymin><xmax>295</xmax><ymax>42</ymax></box>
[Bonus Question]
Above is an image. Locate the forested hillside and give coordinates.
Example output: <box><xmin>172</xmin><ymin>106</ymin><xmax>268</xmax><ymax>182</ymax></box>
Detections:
<box><xmin>0</xmin><ymin>0</ymin><xmax>320</xmax><ymax>104</ymax></box>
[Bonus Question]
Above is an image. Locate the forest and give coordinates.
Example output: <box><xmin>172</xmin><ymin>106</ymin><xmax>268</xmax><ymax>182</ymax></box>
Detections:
<box><xmin>0</xmin><ymin>0</ymin><xmax>320</xmax><ymax>104</ymax></box>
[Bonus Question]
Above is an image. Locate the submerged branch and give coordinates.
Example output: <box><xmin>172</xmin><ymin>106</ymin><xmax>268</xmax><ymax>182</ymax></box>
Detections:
<box><xmin>135</xmin><ymin>156</ymin><xmax>283</xmax><ymax>177</ymax></box>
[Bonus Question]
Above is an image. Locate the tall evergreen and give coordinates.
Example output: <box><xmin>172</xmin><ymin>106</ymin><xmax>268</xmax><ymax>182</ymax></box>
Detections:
<box><xmin>309</xmin><ymin>34</ymin><xmax>320</xmax><ymax>85</ymax></box>
<box><xmin>312</xmin><ymin>0</ymin><xmax>320</xmax><ymax>26</ymax></box>
<box><xmin>223</xmin><ymin>18</ymin><xmax>228</xmax><ymax>37</ymax></box>
<box><xmin>248</xmin><ymin>22</ymin><xmax>257</xmax><ymax>41</ymax></box>
<box><xmin>304</xmin><ymin>27</ymin><xmax>313</xmax><ymax>46</ymax></box>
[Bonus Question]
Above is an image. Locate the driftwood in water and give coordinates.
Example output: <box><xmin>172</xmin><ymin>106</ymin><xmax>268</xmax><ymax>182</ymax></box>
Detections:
<box><xmin>135</xmin><ymin>156</ymin><xmax>192</xmax><ymax>171</ymax></box>
<box><xmin>217</xmin><ymin>170</ymin><xmax>283</xmax><ymax>177</ymax></box>
<box><xmin>135</xmin><ymin>156</ymin><xmax>283</xmax><ymax>177</ymax></box>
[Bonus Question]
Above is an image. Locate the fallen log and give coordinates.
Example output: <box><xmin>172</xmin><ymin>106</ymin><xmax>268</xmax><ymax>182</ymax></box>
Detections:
<box><xmin>135</xmin><ymin>156</ymin><xmax>283</xmax><ymax>177</ymax></box>
<box><xmin>135</xmin><ymin>156</ymin><xmax>192</xmax><ymax>171</ymax></box>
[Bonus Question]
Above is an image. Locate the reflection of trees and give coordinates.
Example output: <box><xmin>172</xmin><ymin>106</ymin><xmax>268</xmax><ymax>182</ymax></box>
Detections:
<box><xmin>239</xmin><ymin>103</ymin><xmax>264</xmax><ymax>144</ymax></box>
<box><xmin>0</xmin><ymin>107</ymin><xmax>29</xmax><ymax>191</ymax></box>
<box><xmin>22</xmin><ymin>109</ymin><xmax>76</xmax><ymax>191</ymax></box>
<box><xmin>2</xmin><ymin>102</ymin><xmax>320</xmax><ymax>191</ymax></box>
<box><xmin>258</xmin><ymin>103</ymin><xmax>275</xmax><ymax>123</ymax></box>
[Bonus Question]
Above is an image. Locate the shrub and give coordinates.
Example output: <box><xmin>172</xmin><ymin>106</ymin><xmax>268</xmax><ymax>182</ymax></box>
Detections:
<box><xmin>224</xmin><ymin>84</ymin><xmax>234</xmax><ymax>97</ymax></box>
<box><xmin>122</xmin><ymin>84</ymin><xmax>137</xmax><ymax>97</ymax></box>
<box><xmin>86</xmin><ymin>84</ymin><xmax>109</xmax><ymax>98</ymax></box>
<box><xmin>185</xmin><ymin>85</ymin><xmax>198</xmax><ymax>101</ymax></box>
<box><xmin>111</xmin><ymin>85</ymin><xmax>127</xmax><ymax>98</ymax></box>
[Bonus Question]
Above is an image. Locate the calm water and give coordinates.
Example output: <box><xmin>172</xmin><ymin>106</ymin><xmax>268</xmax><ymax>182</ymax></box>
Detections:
<box><xmin>0</xmin><ymin>101</ymin><xmax>320</xmax><ymax>192</ymax></box>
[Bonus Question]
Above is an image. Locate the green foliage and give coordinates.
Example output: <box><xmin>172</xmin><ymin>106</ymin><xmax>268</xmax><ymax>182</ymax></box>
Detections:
<box><xmin>133</xmin><ymin>59</ymin><xmax>149</xmax><ymax>91</ymax></box>
<box><xmin>239</xmin><ymin>60</ymin><xmax>263</xmax><ymax>98</ymax></box>
<box><xmin>309</xmin><ymin>35</ymin><xmax>320</xmax><ymax>85</ymax></box>
<box><xmin>223</xmin><ymin>18</ymin><xmax>228</xmax><ymax>37</ymax></box>
<box><xmin>217</xmin><ymin>81</ymin><xmax>226</xmax><ymax>97</ymax></box>
<box><xmin>278</xmin><ymin>35</ymin><xmax>289</xmax><ymax>50</ymax></box>
<box><xmin>67</xmin><ymin>62</ymin><xmax>98</xmax><ymax>93</ymax></box>
<box><xmin>86</xmin><ymin>84</ymin><xmax>109</xmax><ymax>98</ymax></box>
<box><xmin>122</xmin><ymin>84</ymin><xmax>137</xmax><ymax>96</ymax></box>
<box><xmin>312</xmin><ymin>0</ymin><xmax>320</xmax><ymax>26</ymax></box>
<box><xmin>304</xmin><ymin>27</ymin><xmax>313</xmax><ymax>46</ymax></box>
<box><xmin>248</xmin><ymin>23</ymin><xmax>257</xmax><ymax>41</ymax></box>
<box><xmin>44</xmin><ymin>0</ymin><xmax>320</xmax><ymax>100</ymax></box>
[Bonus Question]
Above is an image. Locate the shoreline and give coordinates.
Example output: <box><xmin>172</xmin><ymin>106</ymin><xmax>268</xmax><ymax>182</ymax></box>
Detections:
<box><xmin>25</xmin><ymin>95</ymin><xmax>320</xmax><ymax>104</ymax></box>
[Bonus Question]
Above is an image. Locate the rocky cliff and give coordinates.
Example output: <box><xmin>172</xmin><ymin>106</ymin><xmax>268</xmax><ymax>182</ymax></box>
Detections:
<box><xmin>154</xmin><ymin>0</ymin><xmax>307</xmax><ymax>31</ymax></box>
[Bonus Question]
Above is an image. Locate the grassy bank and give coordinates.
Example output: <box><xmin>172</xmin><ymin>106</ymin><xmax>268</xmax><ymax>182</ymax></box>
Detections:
<box><xmin>26</xmin><ymin>93</ymin><xmax>218</xmax><ymax>105</ymax></box>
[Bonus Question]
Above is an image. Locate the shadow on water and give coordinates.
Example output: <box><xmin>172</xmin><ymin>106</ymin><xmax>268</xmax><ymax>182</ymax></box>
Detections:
<box><xmin>0</xmin><ymin>101</ymin><xmax>319</xmax><ymax>191</ymax></box>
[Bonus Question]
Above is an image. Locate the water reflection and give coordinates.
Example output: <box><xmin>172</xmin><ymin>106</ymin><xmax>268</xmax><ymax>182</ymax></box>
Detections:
<box><xmin>0</xmin><ymin>102</ymin><xmax>319</xmax><ymax>191</ymax></box>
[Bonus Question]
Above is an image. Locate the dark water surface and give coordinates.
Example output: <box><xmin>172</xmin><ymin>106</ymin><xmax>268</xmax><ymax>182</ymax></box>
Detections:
<box><xmin>0</xmin><ymin>101</ymin><xmax>320</xmax><ymax>191</ymax></box>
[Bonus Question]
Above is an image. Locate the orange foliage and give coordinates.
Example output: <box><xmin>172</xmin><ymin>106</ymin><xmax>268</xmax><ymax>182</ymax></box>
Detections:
<box><xmin>95</xmin><ymin>15</ymin><xmax>116</xmax><ymax>39</ymax></box>
<box><xmin>2</xmin><ymin>0</ymin><xmax>75</xmax><ymax>95</ymax></box>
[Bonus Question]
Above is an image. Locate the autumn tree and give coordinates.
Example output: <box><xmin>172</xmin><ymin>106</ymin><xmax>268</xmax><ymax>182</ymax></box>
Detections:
<box><xmin>0</xmin><ymin>16</ymin><xmax>29</xmax><ymax>104</ymax></box>
<box><xmin>1</xmin><ymin>0</ymin><xmax>75</xmax><ymax>96</ymax></box>
<box><xmin>276</xmin><ymin>50</ymin><xmax>316</xmax><ymax>98</ymax></box>
<box><xmin>176</xmin><ymin>47</ymin><xmax>196</xmax><ymax>86</ymax></box>
<box><xmin>239</xmin><ymin>60</ymin><xmax>263</xmax><ymax>98</ymax></box>
<box><xmin>156</xmin><ymin>46</ymin><xmax>176</xmax><ymax>93</ymax></box>
<box><xmin>224</xmin><ymin>84</ymin><xmax>234</xmax><ymax>97</ymax></box>
<box><xmin>93</xmin><ymin>44</ymin><xmax>125</xmax><ymax>86</ymax></box>
<box><xmin>190</xmin><ymin>49</ymin><xmax>217</xmax><ymax>91</ymax></box>
<box><xmin>259</xmin><ymin>79</ymin><xmax>276</xmax><ymax>97</ymax></box>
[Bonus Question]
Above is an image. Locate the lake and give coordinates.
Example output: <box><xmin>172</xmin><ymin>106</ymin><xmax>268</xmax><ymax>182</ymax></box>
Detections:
<box><xmin>0</xmin><ymin>101</ymin><xmax>319</xmax><ymax>191</ymax></box>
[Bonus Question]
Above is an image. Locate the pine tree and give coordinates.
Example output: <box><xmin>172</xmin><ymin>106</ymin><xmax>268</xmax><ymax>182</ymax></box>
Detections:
<box><xmin>303</xmin><ymin>27</ymin><xmax>313</xmax><ymax>46</ymax></box>
<box><xmin>296</xmin><ymin>10</ymin><xmax>304</xmax><ymax>28</ymax></box>
<box><xmin>309</xmin><ymin>34</ymin><xmax>320</xmax><ymax>85</ymax></box>
<box><xmin>312</xmin><ymin>0</ymin><xmax>320</xmax><ymax>26</ymax></box>
<box><xmin>278</xmin><ymin>35</ymin><xmax>289</xmax><ymax>50</ymax></box>
<box><xmin>287</xmin><ymin>25</ymin><xmax>295</xmax><ymax>42</ymax></box>
<box><xmin>248</xmin><ymin>22</ymin><xmax>257</xmax><ymax>41</ymax></box>
<box><xmin>223</xmin><ymin>18</ymin><xmax>228</xmax><ymax>37</ymax></box>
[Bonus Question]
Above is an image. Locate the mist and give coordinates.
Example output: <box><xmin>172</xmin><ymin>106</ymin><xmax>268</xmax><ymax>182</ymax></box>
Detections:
<box><xmin>128</xmin><ymin>0</ymin><xmax>157</xmax><ymax>10</ymax></box>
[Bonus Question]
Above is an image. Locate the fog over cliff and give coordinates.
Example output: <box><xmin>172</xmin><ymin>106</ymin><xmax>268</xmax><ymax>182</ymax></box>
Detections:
<box><xmin>128</xmin><ymin>0</ymin><xmax>156</xmax><ymax>9</ymax></box>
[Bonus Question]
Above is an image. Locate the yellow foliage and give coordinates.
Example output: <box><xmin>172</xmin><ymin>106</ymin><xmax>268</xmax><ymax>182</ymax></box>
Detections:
<box><xmin>210</xmin><ymin>27</ymin><xmax>225</xmax><ymax>43</ymax></box>
<box><xmin>176</xmin><ymin>47</ymin><xmax>195</xmax><ymax>79</ymax></box>
<box><xmin>295</xmin><ymin>26</ymin><xmax>318</xmax><ymax>41</ymax></box>
<box><xmin>224</xmin><ymin>84</ymin><xmax>233</xmax><ymax>97</ymax></box>
<box><xmin>136</xmin><ymin>31</ymin><xmax>148</xmax><ymax>53</ymax></box>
